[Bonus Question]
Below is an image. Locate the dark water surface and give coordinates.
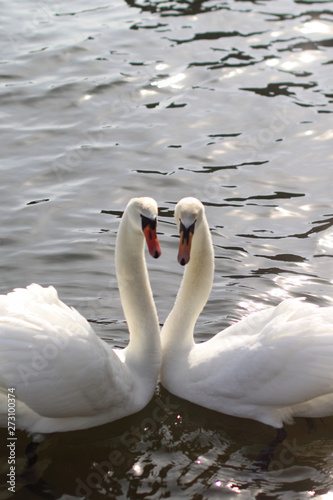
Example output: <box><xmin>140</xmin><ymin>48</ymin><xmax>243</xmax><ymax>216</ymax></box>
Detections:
<box><xmin>1</xmin><ymin>0</ymin><xmax>333</xmax><ymax>498</ymax></box>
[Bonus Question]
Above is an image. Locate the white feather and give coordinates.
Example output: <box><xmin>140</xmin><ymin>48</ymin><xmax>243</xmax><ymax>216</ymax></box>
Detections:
<box><xmin>161</xmin><ymin>198</ymin><xmax>333</xmax><ymax>428</ymax></box>
<box><xmin>0</xmin><ymin>198</ymin><xmax>161</xmax><ymax>434</ymax></box>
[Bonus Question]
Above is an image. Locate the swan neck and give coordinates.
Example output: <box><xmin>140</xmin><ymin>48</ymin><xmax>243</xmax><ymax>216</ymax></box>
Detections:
<box><xmin>115</xmin><ymin>212</ymin><xmax>160</xmax><ymax>366</ymax></box>
<box><xmin>162</xmin><ymin>215</ymin><xmax>214</xmax><ymax>350</ymax></box>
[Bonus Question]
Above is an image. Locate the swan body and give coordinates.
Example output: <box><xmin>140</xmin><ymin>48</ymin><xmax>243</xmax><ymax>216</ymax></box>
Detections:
<box><xmin>0</xmin><ymin>197</ymin><xmax>162</xmax><ymax>434</ymax></box>
<box><xmin>160</xmin><ymin>197</ymin><xmax>333</xmax><ymax>428</ymax></box>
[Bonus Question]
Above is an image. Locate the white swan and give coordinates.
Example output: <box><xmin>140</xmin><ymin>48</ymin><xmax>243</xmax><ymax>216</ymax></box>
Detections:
<box><xmin>0</xmin><ymin>197</ymin><xmax>162</xmax><ymax>434</ymax></box>
<box><xmin>160</xmin><ymin>197</ymin><xmax>333</xmax><ymax>429</ymax></box>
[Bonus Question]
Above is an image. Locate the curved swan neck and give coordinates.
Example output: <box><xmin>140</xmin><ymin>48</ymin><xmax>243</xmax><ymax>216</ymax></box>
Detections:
<box><xmin>115</xmin><ymin>211</ymin><xmax>160</xmax><ymax>369</ymax></box>
<box><xmin>161</xmin><ymin>214</ymin><xmax>214</xmax><ymax>350</ymax></box>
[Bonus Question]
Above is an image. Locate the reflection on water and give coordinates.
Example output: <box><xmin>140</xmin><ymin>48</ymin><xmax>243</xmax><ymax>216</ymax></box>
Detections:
<box><xmin>2</xmin><ymin>387</ymin><xmax>333</xmax><ymax>499</ymax></box>
<box><xmin>1</xmin><ymin>0</ymin><xmax>333</xmax><ymax>498</ymax></box>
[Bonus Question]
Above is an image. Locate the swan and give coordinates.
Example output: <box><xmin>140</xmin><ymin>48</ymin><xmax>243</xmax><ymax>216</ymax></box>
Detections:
<box><xmin>160</xmin><ymin>197</ymin><xmax>333</xmax><ymax>429</ymax></box>
<box><xmin>0</xmin><ymin>197</ymin><xmax>162</xmax><ymax>434</ymax></box>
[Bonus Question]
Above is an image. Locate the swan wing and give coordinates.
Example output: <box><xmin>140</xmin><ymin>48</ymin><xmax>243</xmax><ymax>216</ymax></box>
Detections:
<box><xmin>190</xmin><ymin>300</ymin><xmax>333</xmax><ymax>407</ymax></box>
<box><xmin>238</xmin><ymin>300</ymin><xmax>333</xmax><ymax>407</ymax></box>
<box><xmin>0</xmin><ymin>284</ymin><xmax>133</xmax><ymax>418</ymax></box>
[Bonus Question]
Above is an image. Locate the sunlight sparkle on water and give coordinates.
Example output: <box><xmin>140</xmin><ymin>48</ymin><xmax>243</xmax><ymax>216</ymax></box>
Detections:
<box><xmin>79</xmin><ymin>94</ymin><xmax>92</xmax><ymax>103</ymax></box>
<box><xmin>275</xmin><ymin>206</ymin><xmax>295</xmax><ymax>217</ymax></box>
<box><xmin>268</xmin><ymin>285</ymin><xmax>289</xmax><ymax>300</ymax></box>
<box><xmin>266</xmin><ymin>58</ymin><xmax>279</xmax><ymax>67</ymax></box>
<box><xmin>156</xmin><ymin>63</ymin><xmax>168</xmax><ymax>71</ymax></box>
<box><xmin>299</xmin><ymin>21</ymin><xmax>331</xmax><ymax>34</ymax></box>
<box><xmin>151</xmin><ymin>73</ymin><xmax>185</xmax><ymax>88</ymax></box>
<box><xmin>281</xmin><ymin>61</ymin><xmax>298</xmax><ymax>71</ymax></box>
<box><xmin>222</xmin><ymin>68</ymin><xmax>244</xmax><ymax>80</ymax></box>
<box><xmin>267</xmin><ymin>49</ymin><xmax>320</xmax><ymax>73</ymax></box>
<box><xmin>239</xmin><ymin>300</ymin><xmax>267</xmax><ymax>314</ymax></box>
<box><xmin>299</xmin><ymin>53</ymin><xmax>316</xmax><ymax>64</ymax></box>
<box><xmin>226</xmin><ymin>482</ymin><xmax>241</xmax><ymax>493</ymax></box>
<box><xmin>140</xmin><ymin>88</ymin><xmax>156</xmax><ymax>97</ymax></box>
<box><xmin>133</xmin><ymin>464</ymin><xmax>142</xmax><ymax>475</ymax></box>
<box><xmin>318</xmin><ymin>233</ymin><xmax>333</xmax><ymax>252</ymax></box>
<box><xmin>274</xmin><ymin>274</ymin><xmax>311</xmax><ymax>293</ymax></box>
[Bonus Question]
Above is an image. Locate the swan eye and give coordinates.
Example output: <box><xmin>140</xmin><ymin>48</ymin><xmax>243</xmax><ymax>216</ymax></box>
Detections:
<box><xmin>141</xmin><ymin>215</ymin><xmax>157</xmax><ymax>231</ymax></box>
<box><xmin>178</xmin><ymin>220</ymin><xmax>196</xmax><ymax>265</ymax></box>
<box><xmin>179</xmin><ymin>220</ymin><xmax>196</xmax><ymax>244</ymax></box>
<box><xmin>141</xmin><ymin>215</ymin><xmax>161</xmax><ymax>259</ymax></box>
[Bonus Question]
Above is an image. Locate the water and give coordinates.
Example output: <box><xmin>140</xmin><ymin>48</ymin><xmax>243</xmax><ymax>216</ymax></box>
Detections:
<box><xmin>1</xmin><ymin>0</ymin><xmax>333</xmax><ymax>498</ymax></box>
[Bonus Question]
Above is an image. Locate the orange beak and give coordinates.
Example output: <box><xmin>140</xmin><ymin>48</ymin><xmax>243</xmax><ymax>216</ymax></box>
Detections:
<box><xmin>178</xmin><ymin>221</ymin><xmax>195</xmax><ymax>266</ymax></box>
<box><xmin>142</xmin><ymin>216</ymin><xmax>161</xmax><ymax>259</ymax></box>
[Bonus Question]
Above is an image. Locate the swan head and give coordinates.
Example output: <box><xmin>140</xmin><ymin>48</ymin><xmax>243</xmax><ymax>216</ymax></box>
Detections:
<box><xmin>126</xmin><ymin>197</ymin><xmax>161</xmax><ymax>259</ymax></box>
<box><xmin>175</xmin><ymin>197</ymin><xmax>204</xmax><ymax>266</ymax></box>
